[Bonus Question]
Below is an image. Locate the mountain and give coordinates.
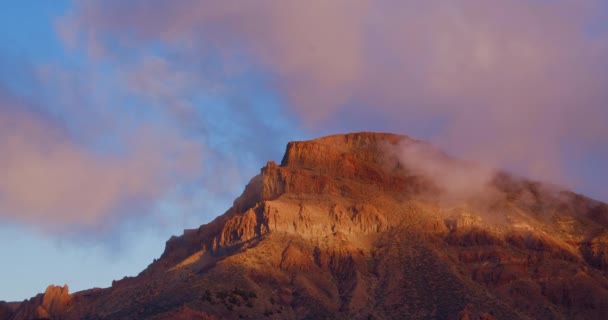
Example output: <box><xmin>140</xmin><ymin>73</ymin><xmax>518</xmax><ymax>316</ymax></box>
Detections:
<box><xmin>2</xmin><ymin>132</ymin><xmax>608</xmax><ymax>320</ymax></box>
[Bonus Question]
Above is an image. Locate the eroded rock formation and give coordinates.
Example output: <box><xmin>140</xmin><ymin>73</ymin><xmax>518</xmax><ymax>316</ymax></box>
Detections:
<box><xmin>10</xmin><ymin>285</ymin><xmax>71</xmax><ymax>320</ymax></box>
<box><xmin>4</xmin><ymin>132</ymin><xmax>608</xmax><ymax>320</ymax></box>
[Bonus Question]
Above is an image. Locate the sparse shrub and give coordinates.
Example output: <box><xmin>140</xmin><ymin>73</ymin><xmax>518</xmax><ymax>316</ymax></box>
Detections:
<box><xmin>204</xmin><ymin>290</ymin><xmax>213</xmax><ymax>302</ymax></box>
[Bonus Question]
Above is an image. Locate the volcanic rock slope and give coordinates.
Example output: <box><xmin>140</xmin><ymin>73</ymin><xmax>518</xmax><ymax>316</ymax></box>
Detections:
<box><xmin>4</xmin><ymin>132</ymin><xmax>608</xmax><ymax>320</ymax></box>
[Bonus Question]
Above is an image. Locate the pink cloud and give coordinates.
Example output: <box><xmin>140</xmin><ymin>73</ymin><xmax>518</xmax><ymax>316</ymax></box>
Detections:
<box><xmin>0</xmin><ymin>101</ymin><xmax>203</xmax><ymax>230</ymax></box>
<box><xmin>58</xmin><ymin>0</ymin><xmax>608</xmax><ymax>192</ymax></box>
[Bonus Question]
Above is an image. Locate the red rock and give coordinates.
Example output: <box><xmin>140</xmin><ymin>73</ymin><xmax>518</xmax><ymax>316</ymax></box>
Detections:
<box><xmin>10</xmin><ymin>132</ymin><xmax>608</xmax><ymax>320</ymax></box>
<box><xmin>10</xmin><ymin>285</ymin><xmax>71</xmax><ymax>320</ymax></box>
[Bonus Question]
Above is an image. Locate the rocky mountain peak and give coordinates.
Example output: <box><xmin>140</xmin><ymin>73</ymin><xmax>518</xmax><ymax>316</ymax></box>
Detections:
<box><xmin>4</xmin><ymin>132</ymin><xmax>608</xmax><ymax>320</ymax></box>
<box><xmin>281</xmin><ymin>132</ymin><xmax>410</xmax><ymax>167</ymax></box>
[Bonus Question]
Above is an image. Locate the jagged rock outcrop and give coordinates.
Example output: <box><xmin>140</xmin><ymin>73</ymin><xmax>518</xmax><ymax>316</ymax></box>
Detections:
<box><xmin>9</xmin><ymin>285</ymin><xmax>71</xmax><ymax>320</ymax></box>
<box><xmin>7</xmin><ymin>132</ymin><xmax>608</xmax><ymax>320</ymax></box>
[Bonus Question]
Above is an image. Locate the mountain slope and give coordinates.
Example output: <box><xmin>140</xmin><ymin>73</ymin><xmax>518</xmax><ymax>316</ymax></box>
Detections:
<box><xmin>4</xmin><ymin>132</ymin><xmax>608</xmax><ymax>320</ymax></box>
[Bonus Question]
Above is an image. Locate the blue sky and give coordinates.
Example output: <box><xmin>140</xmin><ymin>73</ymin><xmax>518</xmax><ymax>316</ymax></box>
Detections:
<box><xmin>0</xmin><ymin>1</ymin><xmax>607</xmax><ymax>301</ymax></box>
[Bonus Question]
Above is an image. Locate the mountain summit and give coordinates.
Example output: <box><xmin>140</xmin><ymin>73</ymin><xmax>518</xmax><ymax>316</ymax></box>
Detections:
<box><xmin>3</xmin><ymin>132</ymin><xmax>608</xmax><ymax>319</ymax></box>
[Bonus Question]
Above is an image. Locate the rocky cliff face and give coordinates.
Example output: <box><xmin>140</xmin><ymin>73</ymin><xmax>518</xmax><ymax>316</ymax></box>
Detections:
<box><xmin>9</xmin><ymin>285</ymin><xmax>71</xmax><ymax>320</ymax></box>
<box><xmin>4</xmin><ymin>132</ymin><xmax>608</xmax><ymax>320</ymax></box>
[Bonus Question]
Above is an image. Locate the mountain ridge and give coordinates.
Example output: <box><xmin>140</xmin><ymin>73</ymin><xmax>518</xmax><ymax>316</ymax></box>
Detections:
<box><xmin>3</xmin><ymin>132</ymin><xmax>608</xmax><ymax>320</ymax></box>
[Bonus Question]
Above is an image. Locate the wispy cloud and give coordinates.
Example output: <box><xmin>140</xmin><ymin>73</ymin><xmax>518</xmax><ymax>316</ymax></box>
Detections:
<box><xmin>390</xmin><ymin>141</ymin><xmax>498</xmax><ymax>203</ymax></box>
<box><xmin>3</xmin><ymin>0</ymin><xmax>606</xmax><ymax>232</ymax></box>
<box><xmin>0</xmin><ymin>4</ymin><xmax>301</xmax><ymax>233</ymax></box>
<box><xmin>58</xmin><ymin>0</ymin><xmax>608</xmax><ymax>196</ymax></box>
<box><xmin>0</xmin><ymin>92</ymin><xmax>203</xmax><ymax>230</ymax></box>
